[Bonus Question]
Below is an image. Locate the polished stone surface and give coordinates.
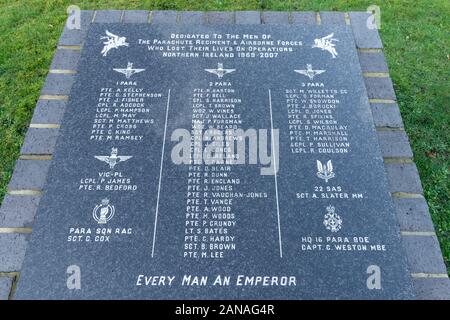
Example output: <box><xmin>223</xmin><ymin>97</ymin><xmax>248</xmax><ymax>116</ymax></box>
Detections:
<box><xmin>16</xmin><ymin>23</ymin><xmax>413</xmax><ymax>299</ymax></box>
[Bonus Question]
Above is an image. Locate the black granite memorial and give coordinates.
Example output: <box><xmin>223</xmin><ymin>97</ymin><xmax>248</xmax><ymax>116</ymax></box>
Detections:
<box><xmin>15</xmin><ymin>22</ymin><xmax>414</xmax><ymax>299</ymax></box>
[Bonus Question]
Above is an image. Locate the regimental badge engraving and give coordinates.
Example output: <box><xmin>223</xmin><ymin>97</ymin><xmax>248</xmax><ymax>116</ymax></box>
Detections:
<box><xmin>113</xmin><ymin>62</ymin><xmax>145</xmax><ymax>79</ymax></box>
<box><xmin>312</xmin><ymin>33</ymin><xmax>338</xmax><ymax>58</ymax></box>
<box><xmin>294</xmin><ymin>64</ymin><xmax>326</xmax><ymax>80</ymax></box>
<box><xmin>316</xmin><ymin>160</ymin><xmax>335</xmax><ymax>182</ymax></box>
<box><xmin>323</xmin><ymin>205</ymin><xmax>342</xmax><ymax>233</ymax></box>
<box><xmin>100</xmin><ymin>30</ymin><xmax>129</xmax><ymax>56</ymax></box>
<box><xmin>92</xmin><ymin>198</ymin><xmax>115</xmax><ymax>224</ymax></box>
<box><xmin>204</xmin><ymin>62</ymin><xmax>236</xmax><ymax>79</ymax></box>
<box><xmin>94</xmin><ymin>147</ymin><xmax>133</xmax><ymax>169</ymax></box>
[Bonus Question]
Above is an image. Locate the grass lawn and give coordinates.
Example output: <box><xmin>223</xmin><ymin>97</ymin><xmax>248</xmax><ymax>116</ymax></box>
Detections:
<box><xmin>0</xmin><ymin>0</ymin><xmax>448</xmax><ymax>272</ymax></box>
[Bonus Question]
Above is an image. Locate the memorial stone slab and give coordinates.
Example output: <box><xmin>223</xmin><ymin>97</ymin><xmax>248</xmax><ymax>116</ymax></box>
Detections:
<box><xmin>15</xmin><ymin>22</ymin><xmax>414</xmax><ymax>299</ymax></box>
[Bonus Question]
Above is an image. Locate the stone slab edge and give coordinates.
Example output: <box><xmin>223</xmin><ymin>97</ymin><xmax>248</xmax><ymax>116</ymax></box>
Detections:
<box><xmin>1</xmin><ymin>10</ymin><xmax>447</xmax><ymax>300</ymax></box>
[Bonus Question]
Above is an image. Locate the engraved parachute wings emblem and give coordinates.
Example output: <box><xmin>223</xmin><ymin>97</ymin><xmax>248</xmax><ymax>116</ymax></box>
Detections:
<box><xmin>94</xmin><ymin>155</ymin><xmax>133</xmax><ymax>169</ymax></box>
<box><xmin>204</xmin><ymin>63</ymin><xmax>236</xmax><ymax>79</ymax></box>
<box><xmin>113</xmin><ymin>62</ymin><xmax>146</xmax><ymax>79</ymax></box>
<box><xmin>294</xmin><ymin>64</ymin><xmax>326</xmax><ymax>80</ymax></box>
<box><xmin>316</xmin><ymin>160</ymin><xmax>335</xmax><ymax>182</ymax></box>
<box><xmin>94</xmin><ymin>148</ymin><xmax>133</xmax><ymax>169</ymax></box>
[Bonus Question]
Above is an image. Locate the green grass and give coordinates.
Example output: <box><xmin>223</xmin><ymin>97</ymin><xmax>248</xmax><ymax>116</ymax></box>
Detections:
<box><xmin>0</xmin><ymin>0</ymin><xmax>448</xmax><ymax>272</ymax></box>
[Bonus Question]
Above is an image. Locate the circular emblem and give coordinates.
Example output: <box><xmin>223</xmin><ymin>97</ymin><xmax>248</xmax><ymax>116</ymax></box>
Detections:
<box><xmin>92</xmin><ymin>198</ymin><xmax>115</xmax><ymax>224</ymax></box>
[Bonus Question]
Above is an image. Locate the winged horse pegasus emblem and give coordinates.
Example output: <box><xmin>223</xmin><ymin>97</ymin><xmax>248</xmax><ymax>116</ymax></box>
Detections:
<box><xmin>312</xmin><ymin>33</ymin><xmax>339</xmax><ymax>58</ymax></box>
<box><xmin>101</xmin><ymin>30</ymin><xmax>129</xmax><ymax>56</ymax></box>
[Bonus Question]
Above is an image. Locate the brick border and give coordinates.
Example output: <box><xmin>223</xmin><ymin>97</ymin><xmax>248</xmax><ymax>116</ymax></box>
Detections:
<box><xmin>1</xmin><ymin>10</ymin><xmax>448</xmax><ymax>300</ymax></box>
